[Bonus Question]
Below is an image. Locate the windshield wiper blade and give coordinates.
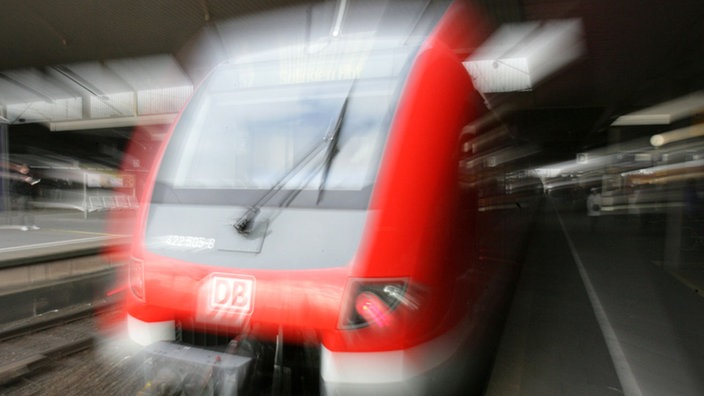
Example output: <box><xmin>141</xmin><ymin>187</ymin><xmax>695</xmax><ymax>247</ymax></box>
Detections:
<box><xmin>316</xmin><ymin>93</ymin><xmax>350</xmax><ymax>204</ymax></box>
<box><xmin>234</xmin><ymin>140</ymin><xmax>325</xmax><ymax>234</ymax></box>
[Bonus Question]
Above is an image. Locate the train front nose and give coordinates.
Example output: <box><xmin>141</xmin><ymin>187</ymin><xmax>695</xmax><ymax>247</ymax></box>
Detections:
<box><xmin>190</xmin><ymin>270</ymin><xmax>348</xmax><ymax>338</ymax></box>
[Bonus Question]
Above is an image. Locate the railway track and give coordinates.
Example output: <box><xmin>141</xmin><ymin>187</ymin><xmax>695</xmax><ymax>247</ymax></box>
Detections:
<box><xmin>0</xmin><ymin>295</ymin><xmax>147</xmax><ymax>395</ymax></box>
<box><xmin>0</xmin><ymin>301</ymin><xmax>107</xmax><ymax>387</ymax></box>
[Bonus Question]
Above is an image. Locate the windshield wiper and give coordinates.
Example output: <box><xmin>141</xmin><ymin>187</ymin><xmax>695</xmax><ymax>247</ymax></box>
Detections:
<box><xmin>234</xmin><ymin>139</ymin><xmax>326</xmax><ymax>234</ymax></box>
<box><xmin>316</xmin><ymin>92</ymin><xmax>350</xmax><ymax>204</ymax></box>
<box><xmin>234</xmin><ymin>87</ymin><xmax>353</xmax><ymax>234</ymax></box>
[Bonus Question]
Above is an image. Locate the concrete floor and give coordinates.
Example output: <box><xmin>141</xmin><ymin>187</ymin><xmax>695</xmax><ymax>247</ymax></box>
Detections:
<box><xmin>485</xmin><ymin>200</ymin><xmax>704</xmax><ymax>396</ymax></box>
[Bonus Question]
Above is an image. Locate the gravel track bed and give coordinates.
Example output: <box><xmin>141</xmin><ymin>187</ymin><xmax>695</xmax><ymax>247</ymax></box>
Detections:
<box><xmin>1</xmin><ymin>309</ymin><xmax>146</xmax><ymax>395</ymax></box>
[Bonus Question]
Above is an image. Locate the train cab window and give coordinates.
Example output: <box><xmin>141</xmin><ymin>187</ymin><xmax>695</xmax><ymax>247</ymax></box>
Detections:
<box><xmin>153</xmin><ymin>50</ymin><xmax>415</xmax><ymax>210</ymax></box>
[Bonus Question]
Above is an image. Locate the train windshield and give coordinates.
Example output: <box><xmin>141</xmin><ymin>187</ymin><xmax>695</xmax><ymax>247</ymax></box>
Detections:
<box><xmin>152</xmin><ymin>48</ymin><xmax>414</xmax><ymax>209</ymax></box>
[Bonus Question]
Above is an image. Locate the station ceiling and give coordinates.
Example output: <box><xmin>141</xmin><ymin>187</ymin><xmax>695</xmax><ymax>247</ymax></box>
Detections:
<box><xmin>0</xmin><ymin>0</ymin><xmax>702</xmax><ymax>159</ymax></box>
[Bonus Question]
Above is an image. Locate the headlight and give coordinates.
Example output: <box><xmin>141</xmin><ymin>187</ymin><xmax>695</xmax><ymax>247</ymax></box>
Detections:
<box><xmin>339</xmin><ymin>279</ymin><xmax>414</xmax><ymax>329</ymax></box>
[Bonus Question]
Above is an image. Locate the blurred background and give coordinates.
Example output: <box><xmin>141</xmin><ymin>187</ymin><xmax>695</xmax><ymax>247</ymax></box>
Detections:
<box><xmin>0</xmin><ymin>1</ymin><xmax>702</xmax><ymax>395</ymax></box>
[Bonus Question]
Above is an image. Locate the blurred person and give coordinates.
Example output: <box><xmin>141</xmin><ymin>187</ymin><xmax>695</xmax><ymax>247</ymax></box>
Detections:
<box><xmin>587</xmin><ymin>187</ymin><xmax>601</xmax><ymax>231</ymax></box>
<box><xmin>11</xmin><ymin>163</ymin><xmax>40</xmax><ymax>231</ymax></box>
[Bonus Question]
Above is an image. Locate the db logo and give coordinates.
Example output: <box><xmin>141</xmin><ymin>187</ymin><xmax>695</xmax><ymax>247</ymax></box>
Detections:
<box><xmin>209</xmin><ymin>275</ymin><xmax>255</xmax><ymax>313</ymax></box>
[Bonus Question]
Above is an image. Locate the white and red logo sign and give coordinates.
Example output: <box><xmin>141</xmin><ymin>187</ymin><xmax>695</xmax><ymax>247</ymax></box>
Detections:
<box><xmin>208</xmin><ymin>274</ymin><xmax>255</xmax><ymax>314</ymax></box>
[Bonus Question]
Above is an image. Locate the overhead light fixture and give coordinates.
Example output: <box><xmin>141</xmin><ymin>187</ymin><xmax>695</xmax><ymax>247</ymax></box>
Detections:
<box><xmin>612</xmin><ymin>91</ymin><xmax>704</xmax><ymax>126</ymax></box>
<box><xmin>650</xmin><ymin>122</ymin><xmax>704</xmax><ymax>147</ymax></box>
<box><xmin>464</xmin><ymin>19</ymin><xmax>584</xmax><ymax>93</ymax></box>
<box><xmin>47</xmin><ymin>113</ymin><xmax>177</xmax><ymax>131</ymax></box>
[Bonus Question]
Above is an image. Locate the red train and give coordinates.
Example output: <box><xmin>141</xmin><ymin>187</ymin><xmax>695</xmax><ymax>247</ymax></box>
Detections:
<box><xmin>120</xmin><ymin>1</ymin><xmax>531</xmax><ymax>394</ymax></box>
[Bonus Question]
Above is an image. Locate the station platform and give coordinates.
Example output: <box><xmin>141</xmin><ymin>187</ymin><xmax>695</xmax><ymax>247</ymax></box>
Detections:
<box><xmin>0</xmin><ymin>209</ymin><xmax>131</xmax><ymax>324</ymax></box>
<box><xmin>0</xmin><ymin>209</ymin><xmax>131</xmax><ymax>268</ymax></box>
<box><xmin>485</xmin><ymin>200</ymin><xmax>704</xmax><ymax>396</ymax></box>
